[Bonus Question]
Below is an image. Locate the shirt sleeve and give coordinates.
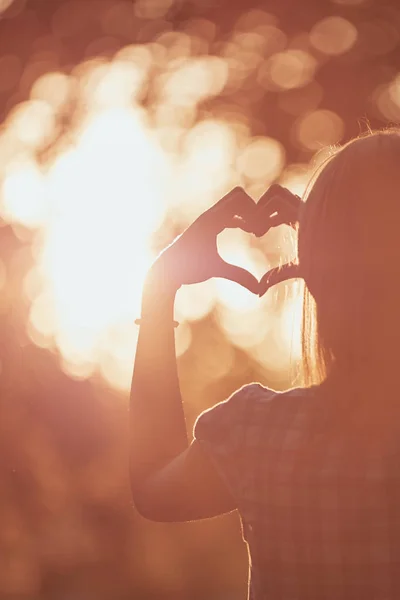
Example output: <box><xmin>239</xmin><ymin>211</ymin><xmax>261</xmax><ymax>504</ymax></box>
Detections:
<box><xmin>193</xmin><ymin>383</ymin><xmax>276</xmax><ymax>503</ymax></box>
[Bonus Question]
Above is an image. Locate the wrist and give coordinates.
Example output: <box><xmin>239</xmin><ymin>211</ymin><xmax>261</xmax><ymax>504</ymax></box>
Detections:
<box><xmin>145</xmin><ymin>257</ymin><xmax>181</xmax><ymax>295</ymax></box>
<box><xmin>140</xmin><ymin>260</ymin><xmax>179</xmax><ymax>320</ymax></box>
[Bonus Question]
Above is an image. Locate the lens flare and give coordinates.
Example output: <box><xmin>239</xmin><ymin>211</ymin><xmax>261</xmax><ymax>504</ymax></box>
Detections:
<box><xmin>0</xmin><ymin>43</ymin><xmax>307</xmax><ymax>390</ymax></box>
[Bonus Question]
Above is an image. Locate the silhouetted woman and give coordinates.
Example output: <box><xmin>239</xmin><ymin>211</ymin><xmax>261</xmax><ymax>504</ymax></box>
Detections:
<box><xmin>130</xmin><ymin>129</ymin><xmax>400</xmax><ymax>599</ymax></box>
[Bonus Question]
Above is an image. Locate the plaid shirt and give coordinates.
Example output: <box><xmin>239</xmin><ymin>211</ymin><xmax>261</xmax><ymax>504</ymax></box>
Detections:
<box><xmin>194</xmin><ymin>383</ymin><xmax>400</xmax><ymax>600</ymax></box>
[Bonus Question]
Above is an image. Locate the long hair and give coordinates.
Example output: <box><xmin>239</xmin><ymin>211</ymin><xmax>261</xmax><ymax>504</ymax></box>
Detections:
<box><xmin>298</xmin><ymin>129</ymin><xmax>400</xmax><ymax>394</ymax></box>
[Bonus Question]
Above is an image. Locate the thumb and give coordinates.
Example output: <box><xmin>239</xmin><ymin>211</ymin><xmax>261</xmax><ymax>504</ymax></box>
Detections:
<box><xmin>217</xmin><ymin>261</ymin><xmax>259</xmax><ymax>295</ymax></box>
<box><xmin>259</xmin><ymin>263</ymin><xmax>300</xmax><ymax>297</ymax></box>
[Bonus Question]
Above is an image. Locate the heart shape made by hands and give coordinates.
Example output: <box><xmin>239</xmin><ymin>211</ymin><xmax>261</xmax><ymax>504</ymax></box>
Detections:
<box><xmin>150</xmin><ymin>185</ymin><xmax>303</xmax><ymax>297</ymax></box>
<box><xmin>217</xmin><ymin>184</ymin><xmax>302</xmax><ymax>297</ymax></box>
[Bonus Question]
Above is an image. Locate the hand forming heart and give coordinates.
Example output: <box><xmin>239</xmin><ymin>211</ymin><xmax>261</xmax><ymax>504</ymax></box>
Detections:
<box><xmin>151</xmin><ymin>185</ymin><xmax>302</xmax><ymax>296</ymax></box>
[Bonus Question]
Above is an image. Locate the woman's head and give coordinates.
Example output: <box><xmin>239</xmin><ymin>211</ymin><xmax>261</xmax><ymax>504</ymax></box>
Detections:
<box><xmin>298</xmin><ymin>129</ymin><xmax>400</xmax><ymax>386</ymax></box>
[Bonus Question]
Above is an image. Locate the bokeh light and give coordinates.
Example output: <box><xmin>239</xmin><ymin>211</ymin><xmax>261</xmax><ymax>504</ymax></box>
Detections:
<box><xmin>236</xmin><ymin>137</ymin><xmax>285</xmax><ymax>183</ymax></box>
<box><xmin>309</xmin><ymin>16</ymin><xmax>358</xmax><ymax>56</ymax></box>
<box><xmin>258</xmin><ymin>49</ymin><xmax>317</xmax><ymax>91</ymax></box>
<box><xmin>0</xmin><ymin>3</ymin><xmax>384</xmax><ymax>393</ymax></box>
<box><xmin>293</xmin><ymin>109</ymin><xmax>345</xmax><ymax>151</ymax></box>
<box><xmin>0</xmin><ymin>0</ymin><xmax>16</xmax><ymax>14</ymax></box>
<box><xmin>0</xmin><ymin>32</ymin><xmax>304</xmax><ymax>391</ymax></box>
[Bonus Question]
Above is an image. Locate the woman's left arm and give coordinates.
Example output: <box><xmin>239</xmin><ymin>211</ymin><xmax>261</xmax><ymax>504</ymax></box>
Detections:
<box><xmin>129</xmin><ymin>265</ymin><xmax>188</xmax><ymax>496</ymax></box>
<box><xmin>129</xmin><ymin>284</ymin><xmax>236</xmax><ymax>521</ymax></box>
<box><xmin>129</xmin><ymin>188</ymin><xmax>258</xmax><ymax>521</ymax></box>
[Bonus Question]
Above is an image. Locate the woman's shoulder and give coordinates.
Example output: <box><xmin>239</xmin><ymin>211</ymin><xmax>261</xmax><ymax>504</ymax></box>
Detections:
<box><xmin>229</xmin><ymin>381</ymin><xmax>315</xmax><ymax>406</ymax></box>
<box><xmin>194</xmin><ymin>382</ymin><xmax>315</xmax><ymax>442</ymax></box>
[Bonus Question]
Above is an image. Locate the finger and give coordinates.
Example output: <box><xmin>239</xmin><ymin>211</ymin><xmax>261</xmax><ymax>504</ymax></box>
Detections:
<box><xmin>212</xmin><ymin>186</ymin><xmax>255</xmax><ymax>215</ymax></box>
<box><xmin>206</xmin><ymin>187</ymin><xmax>256</xmax><ymax>233</ymax></box>
<box><xmin>258</xmin><ymin>184</ymin><xmax>284</xmax><ymax>209</ymax></box>
<box><xmin>259</xmin><ymin>194</ymin><xmax>300</xmax><ymax>221</ymax></box>
<box><xmin>258</xmin><ymin>184</ymin><xmax>300</xmax><ymax>211</ymax></box>
<box><xmin>258</xmin><ymin>186</ymin><xmax>301</xmax><ymax>225</ymax></box>
<box><xmin>252</xmin><ymin>202</ymin><xmax>288</xmax><ymax>236</ymax></box>
<box><xmin>224</xmin><ymin>215</ymin><xmax>254</xmax><ymax>233</ymax></box>
<box><xmin>258</xmin><ymin>263</ymin><xmax>300</xmax><ymax>297</ymax></box>
<box><xmin>252</xmin><ymin>208</ymin><xmax>292</xmax><ymax>237</ymax></box>
<box><xmin>253</xmin><ymin>194</ymin><xmax>301</xmax><ymax>237</ymax></box>
<box><xmin>265</xmin><ymin>213</ymin><xmax>298</xmax><ymax>230</ymax></box>
<box><xmin>216</xmin><ymin>260</ymin><xmax>259</xmax><ymax>295</ymax></box>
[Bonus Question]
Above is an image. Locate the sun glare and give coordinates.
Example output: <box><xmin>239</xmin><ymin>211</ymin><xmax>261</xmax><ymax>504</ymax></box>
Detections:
<box><xmin>0</xmin><ymin>37</ymin><xmax>309</xmax><ymax>390</ymax></box>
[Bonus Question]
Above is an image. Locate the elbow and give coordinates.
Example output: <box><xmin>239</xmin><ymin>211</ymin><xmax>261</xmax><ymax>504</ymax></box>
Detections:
<box><xmin>130</xmin><ymin>481</ymin><xmax>151</xmax><ymax>519</ymax></box>
<box><xmin>134</xmin><ymin>506</ymin><xmax>173</xmax><ymax>523</ymax></box>
<box><xmin>132</xmin><ymin>497</ymin><xmax>176</xmax><ymax>523</ymax></box>
<box><xmin>130</xmin><ymin>481</ymin><xmax>171</xmax><ymax>522</ymax></box>
<box><xmin>131</xmin><ymin>492</ymin><xmax>158</xmax><ymax>521</ymax></box>
<box><xmin>132</xmin><ymin>499</ymin><xmax>160</xmax><ymax>521</ymax></box>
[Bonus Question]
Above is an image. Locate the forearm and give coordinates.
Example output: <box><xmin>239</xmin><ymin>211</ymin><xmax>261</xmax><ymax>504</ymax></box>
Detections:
<box><xmin>129</xmin><ymin>264</ymin><xmax>188</xmax><ymax>493</ymax></box>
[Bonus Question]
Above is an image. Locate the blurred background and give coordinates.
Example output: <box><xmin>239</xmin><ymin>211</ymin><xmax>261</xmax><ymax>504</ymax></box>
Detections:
<box><xmin>0</xmin><ymin>0</ymin><xmax>398</xmax><ymax>597</ymax></box>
